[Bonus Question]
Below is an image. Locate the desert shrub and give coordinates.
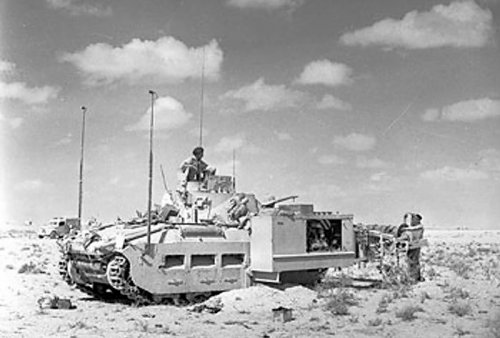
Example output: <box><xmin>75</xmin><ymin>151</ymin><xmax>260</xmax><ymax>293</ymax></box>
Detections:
<box><xmin>487</xmin><ymin>310</ymin><xmax>500</xmax><ymax>338</ymax></box>
<box><xmin>448</xmin><ymin>301</ymin><xmax>472</xmax><ymax>317</ymax></box>
<box><xmin>324</xmin><ymin>289</ymin><xmax>359</xmax><ymax>316</ymax></box>
<box><xmin>454</xmin><ymin>325</ymin><xmax>471</xmax><ymax>337</ymax></box>
<box><xmin>18</xmin><ymin>261</ymin><xmax>45</xmax><ymax>274</ymax></box>
<box><xmin>68</xmin><ymin>320</ymin><xmax>93</xmax><ymax>330</ymax></box>
<box><xmin>395</xmin><ymin>304</ymin><xmax>424</xmax><ymax>321</ymax></box>
<box><xmin>445</xmin><ymin>287</ymin><xmax>469</xmax><ymax>300</ymax></box>
<box><xmin>420</xmin><ymin>291</ymin><xmax>431</xmax><ymax>304</ymax></box>
<box><xmin>426</xmin><ymin>266</ymin><xmax>437</xmax><ymax>280</ymax></box>
<box><xmin>317</xmin><ymin>273</ymin><xmax>352</xmax><ymax>290</ymax></box>
<box><xmin>380</xmin><ymin>263</ymin><xmax>413</xmax><ymax>298</ymax></box>
<box><xmin>376</xmin><ymin>294</ymin><xmax>393</xmax><ymax>314</ymax></box>
<box><xmin>367</xmin><ymin>318</ymin><xmax>383</xmax><ymax>327</ymax></box>
<box><xmin>449</xmin><ymin>260</ymin><xmax>471</xmax><ymax>279</ymax></box>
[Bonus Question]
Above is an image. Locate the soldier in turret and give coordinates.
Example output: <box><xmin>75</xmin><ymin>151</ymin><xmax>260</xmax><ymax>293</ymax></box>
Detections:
<box><xmin>178</xmin><ymin>147</ymin><xmax>216</xmax><ymax>188</ymax></box>
<box><xmin>398</xmin><ymin>213</ymin><xmax>425</xmax><ymax>282</ymax></box>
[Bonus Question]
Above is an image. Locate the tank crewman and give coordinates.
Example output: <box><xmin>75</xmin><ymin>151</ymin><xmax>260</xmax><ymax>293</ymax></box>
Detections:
<box><xmin>178</xmin><ymin>147</ymin><xmax>216</xmax><ymax>189</ymax></box>
<box><xmin>398</xmin><ymin>213</ymin><xmax>425</xmax><ymax>282</ymax></box>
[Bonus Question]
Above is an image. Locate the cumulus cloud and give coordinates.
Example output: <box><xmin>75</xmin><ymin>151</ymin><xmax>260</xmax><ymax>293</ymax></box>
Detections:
<box><xmin>274</xmin><ymin>131</ymin><xmax>292</xmax><ymax>141</ymax></box>
<box><xmin>356</xmin><ymin>156</ymin><xmax>390</xmax><ymax>169</ymax></box>
<box><xmin>125</xmin><ymin>96</ymin><xmax>192</xmax><ymax>131</ymax></box>
<box><xmin>53</xmin><ymin>133</ymin><xmax>73</xmax><ymax>146</ymax></box>
<box><xmin>365</xmin><ymin>172</ymin><xmax>401</xmax><ymax>193</ymax></box>
<box><xmin>60</xmin><ymin>37</ymin><xmax>223</xmax><ymax>86</ymax></box>
<box><xmin>296</xmin><ymin>60</ymin><xmax>352</xmax><ymax>87</ymax></box>
<box><xmin>226</xmin><ymin>0</ymin><xmax>304</xmax><ymax>11</ymax></box>
<box><xmin>423</xmin><ymin>98</ymin><xmax>500</xmax><ymax>122</ymax></box>
<box><xmin>0</xmin><ymin>81</ymin><xmax>59</xmax><ymax>104</ymax></box>
<box><xmin>214</xmin><ymin>134</ymin><xmax>260</xmax><ymax>154</ymax></box>
<box><xmin>15</xmin><ymin>179</ymin><xmax>47</xmax><ymax>191</ymax></box>
<box><xmin>333</xmin><ymin>133</ymin><xmax>376</xmax><ymax>152</ymax></box>
<box><xmin>0</xmin><ymin>59</ymin><xmax>15</xmax><ymax>74</ymax></box>
<box><xmin>221</xmin><ymin>78</ymin><xmax>308</xmax><ymax>112</ymax></box>
<box><xmin>318</xmin><ymin>154</ymin><xmax>346</xmax><ymax>165</ymax></box>
<box><xmin>316</xmin><ymin>94</ymin><xmax>352</xmax><ymax>111</ymax></box>
<box><xmin>0</xmin><ymin>113</ymin><xmax>23</xmax><ymax>129</ymax></box>
<box><xmin>476</xmin><ymin>148</ymin><xmax>500</xmax><ymax>178</ymax></box>
<box><xmin>46</xmin><ymin>0</ymin><xmax>112</xmax><ymax>17</ymax></box>
<box><xmin>420</xmin><ymin>166</ymin><xmax>489</xmax><ymax>181</ymax></box>
<box><xmin>340</xmin><ymin>0</ymin><xmax>493</xmax><ymax>49</ymax></box>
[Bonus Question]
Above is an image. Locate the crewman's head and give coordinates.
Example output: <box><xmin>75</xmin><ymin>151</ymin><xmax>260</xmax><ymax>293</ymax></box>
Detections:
<box><xmin>193</xmin><ymin>146</ymin><xmax>204</xmax><ymax>160</ymax></box>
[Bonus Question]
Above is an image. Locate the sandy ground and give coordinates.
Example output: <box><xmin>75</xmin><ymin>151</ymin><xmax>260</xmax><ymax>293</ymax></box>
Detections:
<box><xmin>0</xmin><ymin>229</ymin><xmax>499</xmax><ymax>338</ymax></box>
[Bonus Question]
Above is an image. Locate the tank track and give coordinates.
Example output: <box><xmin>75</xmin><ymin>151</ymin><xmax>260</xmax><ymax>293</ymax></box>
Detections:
<box><xmin>59</xmin><ymin>254</ymin><xmax>213</xmax><ymax>306</ymax></box>
<box><xmin>105</xmin><ymin>255</ymin><xmax>214</xmax><ymax>306</ymax></box>
<box><xmin>58</xmin><ymin>255</ymin><xmax>74</xmax><ymax>285</ymax></box>
<box><xmin>106</xmin><ymin>255</ymin><xmax>152</xmax><ymax>305</ymax></box>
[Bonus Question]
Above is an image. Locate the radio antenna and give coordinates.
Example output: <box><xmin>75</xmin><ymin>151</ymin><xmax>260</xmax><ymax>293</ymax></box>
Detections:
<box><xmin>232</xmin><ymin>149</ymin><xmax>236</xmax><ymax>191</ymax></box>
<box><xmin>199</xmin><ymin>47</ymin><xmax>205</xmax><ymax>147</ymax></box>
<box><xmin>78</xmin><ymin>106</ymin><xmax>87</xmax><ymax>230</ymax></box>
<box><xmin>147</xmin><ymin>90</ymin><xmax>158</xmax><ymax>248</ymax></box>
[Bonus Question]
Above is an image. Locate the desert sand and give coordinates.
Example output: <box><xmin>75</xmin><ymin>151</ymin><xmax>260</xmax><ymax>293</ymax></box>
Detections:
<box><xmin>0</xmin><ymin>228</ymin><xmax>499</xmax><ymax>338</ymax></box>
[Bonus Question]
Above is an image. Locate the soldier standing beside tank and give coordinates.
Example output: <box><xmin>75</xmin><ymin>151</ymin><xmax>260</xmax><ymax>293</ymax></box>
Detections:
<box><xmin>398</xmin><ymin>213</ymin><xmax>424</xmax><ymax>282</ymax></box>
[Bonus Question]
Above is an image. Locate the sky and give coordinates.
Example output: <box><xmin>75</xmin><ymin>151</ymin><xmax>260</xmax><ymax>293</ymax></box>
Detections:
<box><xmin>1</xmin><ymin>0</ymin><xmax>499</xmax><ymax>229</ymax></box>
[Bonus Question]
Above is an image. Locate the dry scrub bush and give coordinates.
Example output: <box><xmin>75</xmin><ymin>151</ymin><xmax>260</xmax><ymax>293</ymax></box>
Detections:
<box><xmin>444</xmin><ymin>286</ymin><xmax>469</xmax><ymax>300</ymax></box>
<box><xmin>376</xmin><ymin>293</ymin><xmax>393</xmax><ymax>314</ymax></box>
<box><xmin>448</xmin><ymin>259</ymin><xmax>471</xmax><ymax>279</ymax></box>
<box><xmin>367</xmin><ymin>318</ymin><xmax>383</xmax><ymax>327</ymax></box>
<box><xmin>324</xmin><ymin>289</ymin><xmax>359</xmax><ymax>316</ymax></box>
<box><xmin>488</xmin><ymin>310</ymin><xmax>500</xmax><ymax>338</ymax></box>
<box><xmin>395</xmin><ymin>304</ymin><xmax>424</xmax><ymax>321</ymax></box>
<box><xmin>379</xmin><ymin>261</ymin><xmax>413</xmax><ymax>299</ymax></box>
<box><xmin>448</xmin><ymin>301</ymin><xmax>472</xmax><ymax>317</ymax></box>
<box><xmin>18</xmin><ymin>261</ymin><xmax>45</xmax><ymax>274</ymax></box>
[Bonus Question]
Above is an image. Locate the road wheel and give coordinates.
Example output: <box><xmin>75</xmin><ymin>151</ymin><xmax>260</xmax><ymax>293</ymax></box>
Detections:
<box><xmin>49</xmin><ymin>231</ymin><xmax>58</xmax><ymax>239</ymax></box>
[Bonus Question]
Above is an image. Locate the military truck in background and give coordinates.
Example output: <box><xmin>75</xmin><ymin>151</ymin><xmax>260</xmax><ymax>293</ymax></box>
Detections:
<box><xmin>38</xmin><ymin>217</ymin><xmax>80</xmax><ymax>239</ymax></box>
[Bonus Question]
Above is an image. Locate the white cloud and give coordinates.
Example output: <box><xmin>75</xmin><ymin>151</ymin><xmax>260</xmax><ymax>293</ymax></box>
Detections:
<box><xmin>215</xmin><ymin>134</ymin><xmax>246</xmax><ymax>153</ymax></box>
<box><xmin>54</xmin><ymin>133</ymin><xmax>73</xmax><ymax>146</ymax></box>
<box><xmin>274</xmin><ymin>131</ymin><xmax>292</xmax><ymax>141</ymax></box>
<box><xmin>0</xmin><ymin>114</ymin><xmax>23</xmax><ymax>129</ymax></box>
<box><xmin>333</xmin><ymin>133</ymin><xmax>376</xmax><ymax>152</ymax></box>
<box><xmin>15</xmin><ymin>179</ymin><xmax>47</xmax><ymax>191</ymax></box>
<box><xmin>370</xmin><ymin>172</ymin><xmax>389</xmax><ymax>182</ymax></box>
<box><xmin>356</xmin><ymin>156</ymin><xmax>390</xmax><ymax>169</ymax></box>
<box><xmin>422</xmin><ymin>108</ymin><xmax>440</xmax><ymax>122</ymax></box>
<box><xmin>340</xmin><ymin>1</ymin><xmax>493</xmax><ymax>49</ymax></box>
<box><xmin>0</xmin><ymin>81</ymin><xmax>59</xmax><ymax>104</ymax></box>
<box><xmin>46</xmin><ymin>0</ymin><xmax>112</xmax><ymax>17</ymax></box>
<box><xmin>0</xmin><ymin>59</ymin><xmax>15</xmax><ymax>74</ymax></box>
<box><xmin>308</xmin><ymin>183</ymin><xmax>346</xmax><ymax>199</ymax></box>
<box><xmin>221</xmin><ymin>78</ymin><xmax>307</xmax><ymax>112</ymax></box>
<box><xmin>316</xmin><ymin>94</ymin><xmax>352</xmax><ymax>111</ymax></box>
<box><xmin>318</xmin><ymin>154</ymin><xmax>346</xmax><ymax>165</ymax></box>
<box><xmin>296</xmin><ymin>60</ymin><xmax>352</xmax><ymax>87</ymax></box>
<box><xmin>226</xmin><ymin>0</ymin><xmax>304</xmax><ymax>11</ymax></box>
<box><xmin>214</xmin><ymin>134</ymin><xmax>260</xmax><ymax>154</ymax></box>
<box><xmin>365</xmin><ymin>172</ymin><xmax>400</xmax><ymax>193</ymax></box>
<box><xmin>125</xmin><ymin>96</ymin><xmax>192</xmax><ymax>131</ymax></box>
<box><xmin>60</xmin><ymin>37</ymin><xmax>223</xmax><ymax>86</ymax></box>
<box><xmin>211</xmin><ymin>159</ymin><xmax>241</xmax><ymax>176</ymax></box>
<box><xmin>423</xmin><ymin>98</ymin><xmax>500</xmax><ymax>122</ymax></box>
<box><xmin>476</xmin><ymin>148</ymin><xmax>500</xmax><ymax>178</ymax></box>
<box><xmin>421</xmin><ymin>166</ymin><xmax>489</xmax><ymax>181</ymax></box>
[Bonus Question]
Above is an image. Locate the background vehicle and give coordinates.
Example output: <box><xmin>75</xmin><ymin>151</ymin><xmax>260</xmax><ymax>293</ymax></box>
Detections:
<box><xmin>38</xmin><ymin>217</ymin><xmax>80</xmax><ymax>239</ymax></box>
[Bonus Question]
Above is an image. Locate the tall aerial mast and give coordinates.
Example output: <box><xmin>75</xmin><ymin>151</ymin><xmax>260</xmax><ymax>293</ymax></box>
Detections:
<box><xmin>147</xmin><ymin>90</ymin><xmax>157</xmax><ymax>247</ymax></box>
<box><xmin>199</xmin><ymin>47</ymin><xmax>205</xmax><ymax>147</ymax></box>
<box><xmin>78</xmin><ymin>106</ymin><xmax>87</xmax><ymax>228</ymax></box>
